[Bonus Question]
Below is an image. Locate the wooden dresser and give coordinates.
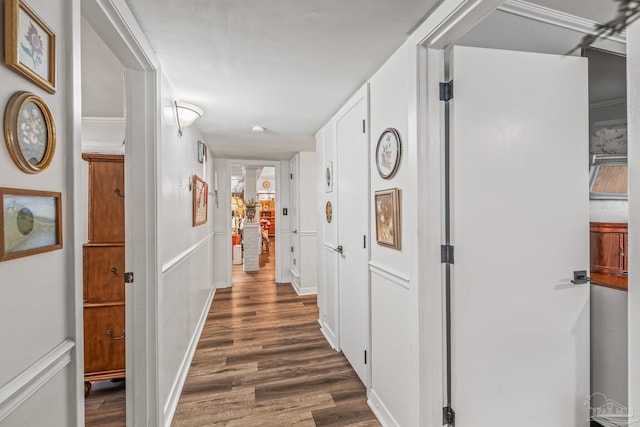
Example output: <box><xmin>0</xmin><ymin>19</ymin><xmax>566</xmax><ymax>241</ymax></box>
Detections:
<box><xmin>82</xmin><ymin>154</ymin><xmax>125</xmax><ymax>394</ymax></box>
<box><xmin>590</xmin><ymin>222</ymin><xmax>628</xmax><ymax>291</ymax></box>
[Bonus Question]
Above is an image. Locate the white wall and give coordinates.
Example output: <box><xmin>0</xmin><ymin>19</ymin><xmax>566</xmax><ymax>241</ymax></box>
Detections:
<box><xmin>627</xmin><ymin>19</ymin><xmax>640</xmax><ymax>425</ymax></box>
<box><xmin>157</xmin><ymin>74</ymin><xmax>216</xmax><ymax>424</ymax></box>
<box><xmin>291</xmin><ymin>152</ymin><xmax>317</xmax><ymax>295</ymax></box>
<box><xmin>0</xmin><ymin>0</ymin><xmax>79</xmax><ymax>425</ymax></box>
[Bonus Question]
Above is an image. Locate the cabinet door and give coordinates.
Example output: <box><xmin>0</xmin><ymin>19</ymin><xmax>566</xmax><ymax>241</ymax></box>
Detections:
<box><xmin>88</xmin><ymin>159</ymin><xmax>124</xmax><ymax>243</ymax></box>
<box><xmin>590</xmin><ymin>231</ymin><xmax>624</xmax><ymax>274</ymax></box>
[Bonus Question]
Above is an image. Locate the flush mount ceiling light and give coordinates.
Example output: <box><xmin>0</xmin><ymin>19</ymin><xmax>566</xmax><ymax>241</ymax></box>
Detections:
<box><xmin>252</xmin><ymin>125</ymin><xmax>265</xmax><ymax>133</ymax></box>
<box><xmin>175</xmin><ymin>101</ymin><xmax>203</xmax><ymax>137</ymax></box>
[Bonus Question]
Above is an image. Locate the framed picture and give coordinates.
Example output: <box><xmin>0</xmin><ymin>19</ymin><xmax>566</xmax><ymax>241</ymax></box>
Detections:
<box><xmin>375</xmin><ymin>188</ymin><xmax>401</xmax><ymax>249</ymax></box>
<box><xmin>4</xmin><ymin>91</ymin><xmax>56</xmax><ymax>174</ymax></box>
<box><xmin>192</xmin><ymin>175</ymin><xmax>208</xmax><ymax>226</ymax></box>
<box><xmin>591</xmin><ymin>119</ymin><xmax>627</xmax><ymax>155</ymax></box>
<box><xmin>197</xmin><ymin>140</ymin><xmax>207</xmax><ymax>163</ymax></box>
<box><xmin>376</xmin><ymin>128</ymin><xmax>402</xmax><ymax>179</ymax></box>
<box><xmin>5</xmin><ymin>0</ymin><xmax>56</xmax><ymax>93</ymax></box>
<box><xmin>324</xmin><ymin>161</ymin><xmax>333</xmax><ymax>193</ymax></box>
<box><xmin>0</xmin><ymin>188</ymin><xmax>62</xmax><ymax>261</ymax></box>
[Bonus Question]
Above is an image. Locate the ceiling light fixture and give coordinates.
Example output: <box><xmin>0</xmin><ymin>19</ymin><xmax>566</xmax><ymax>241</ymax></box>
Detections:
<box><xmin>252</xmin><ymin>125</ymin><xmax>265</xmax><ymax>133</ymax></box>
<box><xmin>175</xmin><ymin>101</ymin><xmax>203</xmax><ymax>137</ymax></box>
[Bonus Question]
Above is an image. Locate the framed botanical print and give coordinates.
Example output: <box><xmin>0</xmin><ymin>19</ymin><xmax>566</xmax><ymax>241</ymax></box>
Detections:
<box><xmin>4</xmin><ymin>91</ymin><xmax>56</xmax><ymax>174</ymax></box>
<box><xmin>5</xmin><ymin>0</ymin><xmax>56</xmax><ymax>93</ymax></box>
<box><xmin>374</xmin><ymin>188</ymin><xmax>401</xmax><ymax>249</ymax></box>
<box><xmin>192</xmin><ymin>174</ymin><xmax>208</xmax><ymax>226</ymax></box>
<box><xmin>375</xmin><ymin>128</ymin><xmax>402</xmax><ymax>179</ymax></box>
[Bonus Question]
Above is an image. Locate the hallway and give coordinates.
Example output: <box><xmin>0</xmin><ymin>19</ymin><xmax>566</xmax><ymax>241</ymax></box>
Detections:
<box><xmin>169</xmin><ymin>243</ymin><xmax>379</xmax><ymax>426</ymax></box>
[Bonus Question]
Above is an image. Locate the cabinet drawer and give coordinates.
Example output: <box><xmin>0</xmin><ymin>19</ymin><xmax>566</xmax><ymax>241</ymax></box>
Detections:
<box><xmin>84</xmin><ymin>305</ymin><xmax>125</xmax><ymax>374</ymax></box>
<box><xmin>83</xmin><ymin>245</ymin><xmax>125</xmax><ymax>303</ymax></box>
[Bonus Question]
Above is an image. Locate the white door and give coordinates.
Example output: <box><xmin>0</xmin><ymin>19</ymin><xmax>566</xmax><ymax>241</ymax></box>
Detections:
<box><xmin>449</xmin><ymin>46</ymin><xmax>590</xmax><ymax>425</ymax></box>
<box><xmin>337</xmin><ymin>95</ymin><xmax>369</xmax><ymax>385</ymax></box>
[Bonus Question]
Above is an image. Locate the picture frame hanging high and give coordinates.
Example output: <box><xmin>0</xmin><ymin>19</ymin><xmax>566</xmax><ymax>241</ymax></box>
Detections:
<box><xmin>0</xmin><ymin>187</ymin><xmax>62</xmax><ymax>261</ymax></box>
<box><xmin>375</xmin><ymin>128</ymin><xmax>402</xmax><ymax>179</ymax></box>
<box><xmin>5</xmin><ymin>0</ymin><xmax>56</xmax><ymax>93</ymax></box>
<box><xmin>192</xmin><ymin>174</ymin><xmax>208</xmax><ymax>226</ymax></box>
<box><xmin>4</xmin><ymin>91</ymin><xmax>56</xmax><ymax>174</ymax></box>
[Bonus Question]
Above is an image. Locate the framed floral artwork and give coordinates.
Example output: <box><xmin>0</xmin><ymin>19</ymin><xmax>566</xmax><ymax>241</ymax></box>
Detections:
<box><xmin>4</xmin><ymin>91</ymin><xmax>56</xmax><ymax>174</ymax></box>
<box><xmin>0</xmin><ymin>188</ymin><xmax>62</xmax><ymax>261</ymax></box>
<box><xmin>375</xmin><ymin>128</ymin><xmax>402</xmax><ymax>179</ymax></box>
<box><xmin>375</xmin><ymin>188</ymin><xmax>401</xmax><ymax>249</ymax></box>
<box><xmin>5</xmin><ymin>0</ymin><xmax>56</xmax><ymax>93</ymax></box>
<box><xmin>192</xmin><ymin>174</ymin><xmax>209</xmax><ymax>226</ymax></box>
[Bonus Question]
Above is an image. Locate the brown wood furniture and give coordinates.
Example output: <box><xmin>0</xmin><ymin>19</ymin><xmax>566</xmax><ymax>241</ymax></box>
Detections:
<box><xmin>82</xmin><ymin>154</ymin><xmax>125</xmax><ymax>395</ymax></box>
<box><xmin>260</xmin><ymin>199</ymin><xmax>276</xmax><ymax>236</ymax></box>
<box><xmin>590</xmin><ymin>222</ymin><xmax>627</xmax><ymax>291</ymax></box>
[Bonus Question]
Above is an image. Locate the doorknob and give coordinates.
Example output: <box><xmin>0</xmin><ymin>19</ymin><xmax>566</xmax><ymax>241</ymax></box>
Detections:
<box><xmin>335</xmin><ymin>245</ymin><xmax>343</xmax><ymax>254</ymax></box>
<box><xmin>571</xmin><ymin>270</ymin><xmax>591</xmax><ymax>285</ymax></box>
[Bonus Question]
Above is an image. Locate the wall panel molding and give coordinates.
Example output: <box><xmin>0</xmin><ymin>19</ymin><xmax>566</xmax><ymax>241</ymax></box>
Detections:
<box><xmin>163</xmin><ymin>287</ymin><xmax>215</xmax><ymax>426</ymax></box>
<box><xmin>368</xmin><ymin>388</ymin><xmax>401</xmax><ymax>427</ymax></box>
<box><xmin>369</xmin><ymin>261</ymin><xmax>411</xmax><ymax>290</ymax></box>
<box><xmin>162</xmin><ymin>232</ymin><xmax>214</xmax><ymax>274</ymax></box>
<box><xmin>0</xmin><ymin>340</ymin><xmax>74</xmax><ymax>422</ymax></box>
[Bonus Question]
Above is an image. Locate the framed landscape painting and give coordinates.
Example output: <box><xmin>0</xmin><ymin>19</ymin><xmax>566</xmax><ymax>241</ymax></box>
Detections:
<box><xmin>0</xmin><ymin>188</ymin><xmax>62</xmax><ymax>261</ymax></box>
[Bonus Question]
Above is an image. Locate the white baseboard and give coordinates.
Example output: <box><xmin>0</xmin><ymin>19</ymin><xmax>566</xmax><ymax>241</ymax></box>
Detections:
<box><xmin>215</xmin><ymin>280</ymin><xmax>231</xmax><ymax>289</ymax></box>
<box><xmin>290</xmin><ymin>281</ymin><xmax>317</xmax><ymax>296</ymax></box>
<box><xmin>319</xmin><ymin>321</ymin><xmax>338</xmax><ymax>350</ymax></box>
<box><xmin>368</xmin><ymin>388</ymin><xmax>401</xmax><ymax>427</ymax></box>
<box><xmin>164</xmin><ymin>287</ymin><xmax>216</xmax><ymax>426</ymax></box>
<box><xmin>0</xmin><ymin>339</ymin><xmax>75</xmax><ymax>422</ymax></box>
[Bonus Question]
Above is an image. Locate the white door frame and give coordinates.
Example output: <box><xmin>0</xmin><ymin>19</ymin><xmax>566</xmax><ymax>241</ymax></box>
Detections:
<box><xmin>76</xmin><ymin>0</ymin><xmax>161</xmax><ymax>425</ymax></box>
<box><xmin>225</xmin><ymin>159</ymin><xmax>283</xmax><ymax>285</ymax></box>
<box><xmin>412</xmin><ymin>1</ymin><xmax>628</xmax><ymax>425</ymax></box>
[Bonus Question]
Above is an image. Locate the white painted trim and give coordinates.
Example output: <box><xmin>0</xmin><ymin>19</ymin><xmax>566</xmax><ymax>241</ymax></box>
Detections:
<box><xmin>81</xmin><ymin>142</ymin><xmax>125</xmax><ymax>154</ymax></box>
<box><xmin>368</xmin><ymin>261</ymin><xmax>411</xmax><ymax>290</ymax></box>
<box><xmin>298</xmin><ymin>231</ymin><xmax>317</xmax><ymax>237</ymax></box>
<box><xmin>368</xmin><ymin>388</ymin><xmax>401</xmax><ymax>427</ymax></box>
<box><xmin>162</xmin><ymin>232</ymin><xmax>215</xmax><ymax>274</ymax></box>
<box><xmin>319</xmin><ymin>321</ymin><xmax>339</xmax><ymax>350</ymax></box>
<box><xmin>163</xmin><ymin>287</ymin><xmax>215</xmax><ymax>426</ymax></box>
<box><xmin>82</xmin><ymin>116</ymin><xmax>126</xmax><ymax>123</ymax></box>
<box><xmin>0</xmin><ymin>340</ymin><xmax>75</xmax><ymax>422</ymax></box>
<box><xmin>591</xmin><ymin>98</ymin><xmax>627</xmax><ymax>110</ymax></box>
<box><xmin>499</xmin><ymin>0</ymin><xmax>627</xmax><ymax>44</ymax></box>
<box><xmin>291</xmin><ymin>282</ymin><xmax>317</xmax><ymax>296</ymax></box>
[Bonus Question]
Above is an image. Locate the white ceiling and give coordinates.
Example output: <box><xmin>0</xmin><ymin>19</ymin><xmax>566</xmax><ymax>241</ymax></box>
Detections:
<box><xmin>82</xmin><ymin>0</ymin><xmax>627</xmax><ymax>158</ymax></box>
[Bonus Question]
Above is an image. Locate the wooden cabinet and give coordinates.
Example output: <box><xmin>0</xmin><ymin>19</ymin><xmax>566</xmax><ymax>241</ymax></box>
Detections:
<box><xmin>590</xmin><ymin>222</ymin><xmax>627</xmax><ymax>291</ymax></box>
<box><xmin>82</xmin><ymin>154</ymin><xmax>125</xmax><ymax>391</ymax></box>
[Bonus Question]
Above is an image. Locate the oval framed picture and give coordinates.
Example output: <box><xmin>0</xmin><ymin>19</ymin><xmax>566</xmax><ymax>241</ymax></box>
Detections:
<box><xmin>4</xmin><ymin>91</ymin><xmax>56</xmax><ymax>174</ymax></box>
<box><xmin>375</xmin><ymin>128</ymin><xmax>401</xmax><ymax>179</ymax></box>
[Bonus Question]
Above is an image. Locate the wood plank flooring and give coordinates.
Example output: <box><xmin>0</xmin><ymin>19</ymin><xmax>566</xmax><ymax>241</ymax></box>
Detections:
<box><xmin>87</xmin><ymin>239</ymin><xmax>378</xmax><ymax>426</ymax></box>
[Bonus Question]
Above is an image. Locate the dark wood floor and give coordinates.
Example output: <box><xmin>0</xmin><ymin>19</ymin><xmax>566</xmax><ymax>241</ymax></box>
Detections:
<box><xmin>87</xmin><ymin>239</ymin><xmax>378</xmax><ymax>426</ymax></box>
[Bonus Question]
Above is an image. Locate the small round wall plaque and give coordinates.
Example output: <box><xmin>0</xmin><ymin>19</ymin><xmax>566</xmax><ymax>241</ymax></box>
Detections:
<box><xmin>375</xmin><ymin>128</ymin><xmax>401</xmax><ymax>179</ymax></box>
<box><xmin>325</xmin><ymin>201</ymin><xmax>332</xmax><ymax>223</ymax></box>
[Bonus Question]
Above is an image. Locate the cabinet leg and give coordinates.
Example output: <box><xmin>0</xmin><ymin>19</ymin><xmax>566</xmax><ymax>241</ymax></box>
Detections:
<box><xmin>84</xmin><ymin>381</ymin><xmax>92</xmax><ymax>397</ymax></box>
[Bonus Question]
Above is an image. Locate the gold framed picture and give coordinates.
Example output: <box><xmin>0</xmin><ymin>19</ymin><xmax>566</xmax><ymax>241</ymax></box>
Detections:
<box><xmin>0</xmin><ymin>187</ymin><xmax>62</xmax><ymax>261</ymax></box>
<box><xmin>192</xmin><ymin>175</ymin><xmax>208</xmax><ymax>226</ymax></box>
<box><xmin>5</xmin><ymin>0</ymin><xmax>56</xmax><ymax>93</ymax></box>
<box><xmin>4</xmin><ymin>91</ymin><xmax>56</xmax><ymax>174</ymax></box>
<box><xmin>374</xmin><ymin>188</ymin><xmax>401</xmax><ymax>249</ymax></box>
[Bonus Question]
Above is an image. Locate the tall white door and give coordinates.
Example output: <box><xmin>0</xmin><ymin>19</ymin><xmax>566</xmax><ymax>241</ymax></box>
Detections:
<box><xmin>449</xmin><ymin>46</ymin><xmax>590</xmax><ymax>425</ymax></box>
<box><xmin>337</xmin><ymin>95</ymin><xmax>369</xmax><ymax>385</ymax></box>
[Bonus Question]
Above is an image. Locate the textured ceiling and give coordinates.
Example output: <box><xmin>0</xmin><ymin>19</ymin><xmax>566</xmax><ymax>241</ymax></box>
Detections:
<box><xmin>123</xmin><ymin>0</ymin><xmax>442</xmax><ymax>160</ymax></box>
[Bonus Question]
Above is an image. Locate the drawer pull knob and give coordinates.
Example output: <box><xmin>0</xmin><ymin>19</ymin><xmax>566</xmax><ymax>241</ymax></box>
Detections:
<box><xmin>111</xmin><ymin>267</ymin><xmax>125</xmax><ymax>277</ymax></box>
<box><xmin>114</xmin><ymin>188</ymin><xmax>125</xmax><ymax>198</ymax></box>
<box><xmin>106</xmin><ymin>329</ymin><xmax>125</xmax><ymax>340</ymax></box>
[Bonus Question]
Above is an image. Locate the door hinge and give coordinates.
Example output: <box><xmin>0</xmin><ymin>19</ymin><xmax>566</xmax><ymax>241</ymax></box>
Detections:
<box><xmin>364</xmin><ymin>350</ymin><xmax>367</xmax><ymax>364</ymax></box>
<box><xmin>124</xmin><ymin>272</ymin><xmax>134</xmax><ymax>283</ymax></box>
<box><xmin>291</xmin><ymin>246</ymin><xmax>294</xmax><ymax>253</ymax></box>
<box><xmin>290</xmin><ymin>173</ymin><xmax>293</xmax><ymax>179</ymax></box>
<box><xmin>440</xmin><ymin>80</ymin><xmax>453</xmax><ymax>102</ymax></box>
<box><xmin>441</xmin><ymin>245</ymin><xmax>454</xmax><ymax>264</ymax></box>
<box><xmin>443</xmin><ymin>406</ymin><xmax>455</xmax><ymax>426</ymax></box>
<box><xmin>362</xmin><ymin>119</ymin><xmax>366</xmax><ymax>133</ymax></box>
<box><xmin>363</xmin><ymin>235</ymin><xmax>366</xmax><ymax>249</ymax></box>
